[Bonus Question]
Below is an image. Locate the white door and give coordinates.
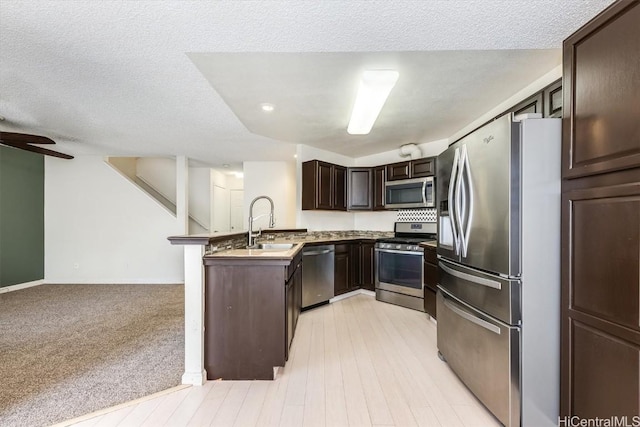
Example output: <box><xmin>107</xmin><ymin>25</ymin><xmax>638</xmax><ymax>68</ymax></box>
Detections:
<box><xmin>229</xmin><ymin>189</ymin><xmax>244</xmax><ymax>231</ymax></box>
<box><xmin>212</xmin><ymin>185</ymin><xmax>230</xmax><ymax>233</ymax></box>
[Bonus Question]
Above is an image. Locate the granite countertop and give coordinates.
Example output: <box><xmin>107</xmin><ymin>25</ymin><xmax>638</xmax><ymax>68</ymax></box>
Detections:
<box><xmin>206</xmin><ymin>242</ymin><xmax>304</xmax><ymax>260</ymax></box>
<box><xmin>420</xmin><ymin>240</ymin><xmax>437</xmax><ymax>248</ymax></box>
<box><xmin>205</xmin><ymin>233</ymin><xmax>388</xmax><ymax>260</ymax></box>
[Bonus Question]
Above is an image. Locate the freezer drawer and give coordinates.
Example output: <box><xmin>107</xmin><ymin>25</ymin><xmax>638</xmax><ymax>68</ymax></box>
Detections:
<box><xmin>438</xmin><ymin>258</ymin><xmax>521</xmax><ymax>325</ymax></box>
<box><xmin>437</xmin><ymin>289</ymin><xmax>520</xmax><ymax>427</ymax></box>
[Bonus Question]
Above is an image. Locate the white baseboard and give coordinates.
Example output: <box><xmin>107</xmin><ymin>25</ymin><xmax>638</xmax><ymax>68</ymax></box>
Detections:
<box><xmin>0</xmin><ymin>279</ymin><xmax>45</xmax><ymax>294</ymax></box>
<box><xmin>182</xmin><ymin>370</ymin><xmax>207</xmax><ymax>386</ymax></box>
<box><xmin>330</xmin><ymin>288</ymin><xmax>375</xmax><ymax>303</ymax></box>
<box><xmin>44</xmin><ymin>280</ymin><xmax>184</xmax><ymax>285</ymax></box>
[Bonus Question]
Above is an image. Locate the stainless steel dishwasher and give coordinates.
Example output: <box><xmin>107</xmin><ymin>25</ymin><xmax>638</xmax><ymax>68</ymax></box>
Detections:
<box><xmin>302</xmin><ymin>245</ymin><xmax>335</xmax><ymax>308</ymax></box>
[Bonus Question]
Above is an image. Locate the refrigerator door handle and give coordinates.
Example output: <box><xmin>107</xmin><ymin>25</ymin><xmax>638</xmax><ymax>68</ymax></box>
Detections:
<box><xmin>439</xmin><ymin>261</ymin><xmax>502</xmax><ymax>290</ymax></box>
<box><xmin>448</xmin><ymin>147</ymin><xmax>461</xmax><ymax>254</ymax></box>
<box><xmin>454</xmin><ymin>146</ymin><xmax>466</xmax><ymax>255</ymax></box>
<box><xmin>460</xmin><ymin>145</ymin><xmax>474</xmax><ymax>258</ymax></box>
<box><xmin>442</xmin><ymin>296</ymin><xmax>501</xmax><ymax>335</ymax></box>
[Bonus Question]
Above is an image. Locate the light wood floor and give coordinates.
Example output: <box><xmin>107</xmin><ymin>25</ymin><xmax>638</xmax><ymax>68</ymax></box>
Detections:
<box><xmin>61</xmin><ymin>294</ymin><xmax>500</xmax><ymax>427</ymax></box>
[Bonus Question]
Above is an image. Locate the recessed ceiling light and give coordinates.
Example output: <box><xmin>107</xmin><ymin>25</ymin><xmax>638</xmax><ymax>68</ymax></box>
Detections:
<box><xmin>223</xmin><ymin>164</ymin><xmax>230</xmax><ymax>168</ymax></box>
<box><xmin>293</xmin><ymin>154</ymin><xmax>297</xmax><ymax>158</ymax></box>
<box><xmin>260</xmin><ymin>103</ymin><xmax>275</xmax><ymax>112</ymax></box>
<box><xmin>347</xmin><ymin>70</ymin><xmax>399</xmax><ymax>135</ymax></box>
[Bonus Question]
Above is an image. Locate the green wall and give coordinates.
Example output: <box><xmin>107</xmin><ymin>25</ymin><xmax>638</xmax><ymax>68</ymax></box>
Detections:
<box><xmin>0</xmin><ymin>145</ymin><xmax>44</xmax><ymax>287</ymax></box>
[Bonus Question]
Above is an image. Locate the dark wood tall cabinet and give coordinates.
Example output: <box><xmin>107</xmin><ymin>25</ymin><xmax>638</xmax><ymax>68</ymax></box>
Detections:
<box><xmin>561</xmin><ymin>0</ymin><xmax>640</xmax><ymax>418</ymax></box>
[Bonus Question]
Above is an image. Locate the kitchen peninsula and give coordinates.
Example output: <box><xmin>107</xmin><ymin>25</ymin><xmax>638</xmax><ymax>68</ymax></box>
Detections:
<box><xmin>168</xmin><ymin>228</ymin><xmax>393</xmax><ymax>384</ymax></box>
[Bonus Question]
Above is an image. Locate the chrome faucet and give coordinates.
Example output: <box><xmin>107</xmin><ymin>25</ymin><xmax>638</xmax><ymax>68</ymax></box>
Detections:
<box><xmin>248</xmin><ymin>195</ymin><xmax>275</xmax><ymax>247</ymax></box>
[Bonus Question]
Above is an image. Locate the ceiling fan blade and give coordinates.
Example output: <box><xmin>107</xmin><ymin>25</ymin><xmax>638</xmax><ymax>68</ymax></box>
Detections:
<box><xmin>0</xmin><ymin>140</ymin><xmax>74</xmax><ymax>159</ymax></box>
<box><xmin>0</xmin><ymin>131</ymin><xmax>55</xmax><ymax>144</ymax></box>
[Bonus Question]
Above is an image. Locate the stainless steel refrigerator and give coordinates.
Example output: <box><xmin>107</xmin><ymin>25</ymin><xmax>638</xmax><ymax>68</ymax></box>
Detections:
<box><xmin>436</xmin><ymin>113</ymin><xmax>561</xmax><ymax>427</ymax></box>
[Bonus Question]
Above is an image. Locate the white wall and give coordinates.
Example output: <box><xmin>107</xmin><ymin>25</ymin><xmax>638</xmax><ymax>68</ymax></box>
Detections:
<box><xmin>188</xmin><ymin>167</ymin><xmax>211</xmax><ymax>229</ymax></box>
<box><xmin>45</xmin><ymin>156</ymin><xmax>183</xmax><ymax>284</ymax></box>
<box><xmin>449</xmin><ymin>65</ymin><xmax>562</xmax><ymax>143</ymax></box>
<box><xmin>136</xmin><ymin>157</ymin><xmax>177</xmax><ymax>201</ymax></box>
<box><xmin>243</xmin><ymin>161</ymin><xmax>297</xmax><ymax>230</ymax></box>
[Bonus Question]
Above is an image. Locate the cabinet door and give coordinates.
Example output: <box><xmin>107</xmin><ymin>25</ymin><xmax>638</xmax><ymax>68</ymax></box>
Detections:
<box><xmin>423</xmin><ymin>261</ymin><xmax>438</xmax><ymax>318</ymax></box>
<box><xmin>293</xmin><ymin>263</ymin><xmax>302</xmax><ymax>333</ymax></box>
<box><xmin>373</xmin><ymin>166</ymin><xmax>386</xmax><ymax>210</ymax></box>
<box><xmin>411</xmin><ymin>157</ymin><xmax>435</xmax><ymax>178</ymax></box>
<box><xmin>562</xmin><ymin>1</ymin><xmax>640</xmax><ymax>179</ymax></box>
<box><xmin>511</xmin><ymin>92</ymin><xmax>543</xmax><ymax>117</ymax></box>
<box><xmin>543</xmin><ymin>79</ymin><xmax>562</xmax><ymax>118</ymax></box>
<box><xmin>285</xmin><ymin>278</ymin><xmax>294</xmax><ymax>360</ymax></box>
<box><xmin>348</xmin><ymin>168</ymin><xmax>373</xmax><ymax>210</ymax></box>
<box><xmin>333</xmin><ymin>165</ymin><xmax>347</xmax><ymax>210</ymax></box>
<box><xmin>360</xmin><ymin>242</ymin><xmax>375</xmax><ymax>291</ymax></box>
<box><xmin>350</xmin><ymin>243</ymin><xmax>361</xmax><ymax>289</ymax></box>
<box><xmin>302</xmin><ymin>160</ymin><xmax>333</xmax><ymax>210</ymax></box>
<box><xmin>334</xmin><ymin>248</ymin><xmax>350</xmax><ymax>296</ymax></box>
<box><xmin>561</xmin><ymin>178</ymin><xmax>640</xmax><ymax>417</ymax></box>
<box><xmin>317</xmin><ymin>161</ymin><xmax>334</xmax><ymax>210</ymax></box>
<box><xmin>386</xmin><ymin>161</ymin><xmax>411</xmax><ymax>181</ymax></box>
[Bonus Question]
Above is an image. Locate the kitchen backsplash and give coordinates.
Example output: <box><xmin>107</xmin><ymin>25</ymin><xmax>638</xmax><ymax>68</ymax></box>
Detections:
<box><xmin>396</xmin><ymin>208</ymin><xmax>437</xmax><ymax>223</ymax></box>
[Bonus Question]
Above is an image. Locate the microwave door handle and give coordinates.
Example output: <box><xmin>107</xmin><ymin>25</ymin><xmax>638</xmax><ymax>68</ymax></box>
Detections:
<box><xmin>422</xmin><ymin>179</ymin><xmax>427</xmax><ymax>206</ymax></box>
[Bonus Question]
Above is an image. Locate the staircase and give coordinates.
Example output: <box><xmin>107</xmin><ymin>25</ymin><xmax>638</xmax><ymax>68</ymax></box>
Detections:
<box><xmin>106</xmin><ymin>157</ymin><xmax>209</xmax><ymax>233</ymax></box>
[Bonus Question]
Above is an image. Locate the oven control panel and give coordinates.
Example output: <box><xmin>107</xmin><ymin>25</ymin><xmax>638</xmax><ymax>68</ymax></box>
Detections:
<box><xmin>376</xmin><ymin>243</ymin><xmax>423</xmax><ymax>252</ymax></box>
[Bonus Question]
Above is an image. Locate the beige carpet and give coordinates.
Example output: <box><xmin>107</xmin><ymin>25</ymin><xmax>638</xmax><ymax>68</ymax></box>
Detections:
<box><xmin>0</xmin><ymin>284</ymin><xmax>184</xmax><ymax>427</ymax></box>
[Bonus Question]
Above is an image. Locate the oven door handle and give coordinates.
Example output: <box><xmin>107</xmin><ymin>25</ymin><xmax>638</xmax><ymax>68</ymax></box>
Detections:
<box><xmin>375</xmin><ymin>248</ymin><xmax>424</xmax><ymax>256</ymax></box>
<box><xmin>442</xmin><ymin>297</ymin><xmax>501</xmax><ymax>335</ymax></box>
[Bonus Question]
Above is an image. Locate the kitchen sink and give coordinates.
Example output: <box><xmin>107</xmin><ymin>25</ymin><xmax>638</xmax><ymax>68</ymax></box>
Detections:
<box><xmin>253</xmin><ymin>243</ymin><xmax>297</xmax><ymax>250</ymax></box>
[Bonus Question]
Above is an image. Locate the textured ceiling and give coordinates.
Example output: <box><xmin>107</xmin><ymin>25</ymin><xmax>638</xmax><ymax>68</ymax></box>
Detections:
<box><xmin>0</xmin><ymin>0</ymin><xmax>615</xmax><ymax>167</ymax></box>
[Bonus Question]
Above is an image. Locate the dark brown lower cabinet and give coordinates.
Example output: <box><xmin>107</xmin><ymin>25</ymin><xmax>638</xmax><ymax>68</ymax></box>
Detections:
<box><xmin>334</xmin><ymin>244</ymin><xmax>351</xmax><ymax>296</ymax></box>
<box><xmin>203</xmin><ymin>253</ymin><xmax>302</xmax><ymax>380</ymax></box>
<box><xmin>335</xmin><ymin>241</ymin><xmax>375</xmax><ymax>295</ymax></box>
<box><xmin>360</xmin><ymin>242</ymin><xmax>375</xmax><ymax>291</ymax></box>
<box><xmin>285</xmin><ymin>259</ymin><xmax>302</xmax><ymax>359</ymax></box>
<box><xmin>423</xmin><ymin>245</ymin><xmax>437</xmax><ymax>319</ymax></box>
<box><xmin>561</xmin><ymin>174</ymin><xmax>640</xmax><ymax>417</ymax></box>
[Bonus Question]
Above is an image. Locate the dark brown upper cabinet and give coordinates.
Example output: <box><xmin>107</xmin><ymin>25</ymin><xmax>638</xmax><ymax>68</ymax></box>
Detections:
<box><xmin>511</xmin><ymin>92</ymin><xmax>543</xmax><ymax>117</ymax></box>
<box><xmin>411</xmin><ymin>157</ymin><xmax>435</xmax><ymax>178</ymax></box>
<box><xmin>333</xmin><ymin>165</ymin><xmax>347</xmax><ymax>211</ymax></box>
<box><xmin>302</xmin><ymin>160</ymin><xmax>347</xmax><ymax>211</ymax></box>
<box><xmin>347</xmin><ymin>168</ymin><xmax>373</xmax><ymax>210</ymax></box>
<box><xmin>373</xmin><ymin>166</ymin><xmax>386</xmax><ymax>210</ymax></box>
<box><xmin>562</xmin><ymin>1</ymin><xmax>640</xmax><ymax>179</ymax></box>
<box><xmin>387</xmin><ymin>157</ymin><xmax>436</xmax><ymax>181</ymax></box>
<box><xmin>386</xmin><ymin>161</ymin><xmax>411</xmax><ymax>181</ymax></box>
<box><xmin>544</xmin><ymin>79</ymin><xmax>563</xmax><ymax>118</ymax></box>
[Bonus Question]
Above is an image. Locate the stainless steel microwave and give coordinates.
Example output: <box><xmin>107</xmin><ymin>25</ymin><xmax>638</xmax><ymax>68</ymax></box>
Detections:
<box><xmin>384</xmin><ymin>177</ymin><xmax>435</xmax><ymax>209</ymax></box>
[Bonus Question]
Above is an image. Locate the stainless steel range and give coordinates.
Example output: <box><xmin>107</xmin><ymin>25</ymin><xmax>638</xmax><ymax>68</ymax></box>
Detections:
<box><xmin>375</xmin><ymin>222</ymin><xmax>436</xmax><ymax>311</ymax></box>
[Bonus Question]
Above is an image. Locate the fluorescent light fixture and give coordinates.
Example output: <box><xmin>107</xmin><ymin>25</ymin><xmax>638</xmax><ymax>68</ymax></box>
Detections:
<box><xmin>347</xmin><ymin>70</ymin><xmax>399</xmax><ymax>135</ymax></box>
